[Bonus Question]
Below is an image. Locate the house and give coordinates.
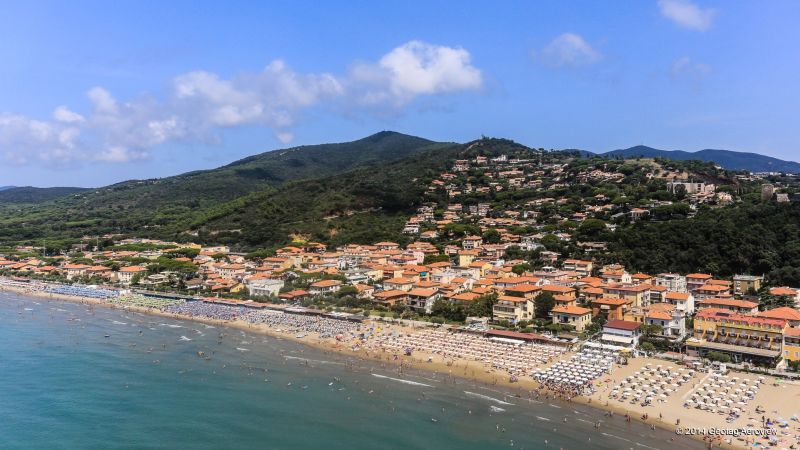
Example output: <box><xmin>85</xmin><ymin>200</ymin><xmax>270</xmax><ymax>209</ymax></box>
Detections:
<box><xmin>694</xmin><ymin>283</ymin><xmax>731</xmax><ymax>301</ymax></box>
<box><xmin>696</xmin><ymin>297</ymin><xmax>758</xmax><ymax>314</ymax></box>
<box><xmin>757</xmin><ymin>307</ymin><xmax>800</xmax><ymax>327</ymax></box>
<box><xmin>246</xmin><ymin>278</ymin><xmax>284</xmax><ymax>297</ymax></box>
<box><xmin>493</xmin><ymin>296</ymin><xmax>532</xmax><ymax>323</ymax></box>
<box><xmin>601</xmin><ymin>320</ymin><xmax>642</xmax><ymax>348</ymax></box>
<box><xmin>644</xmin><ymin>304</ymin><xmax>686</xmax><ymax>338</ymax></box>
<box><xmin>770</xmin><ymin>287</ymin><xmax>800</xmax><ymax>306</ymax></box>
<box><xmin>664</xmin><ymin>291</ymin><xmax>695</xmax><ymax>314</ymax></box>
<box><xmin>655</xmin><ymin>273</ymin><xmax>687</xmax><ymax>293</ymax></box>
<box><xmin>550</xmin><ymin>306</ymin><xmax>593</xmax><ymax>332</ymax></box>
<box><xmin>372</xmin><ymin>289</ymin><xmax>408</xmax><ymax>307</ymax></box>
<box><xmin>686</xmin><ymin>273</ymin><xmax>713</xmax><ymax>293</ymax></box>
<box><xmin>383</xmin><ymin>277</ymin><xmax>414</xmax><ymax>292</ymax></box>
<box><xmin>117</xmin><ymin>266</ymin><xmax>148</xmax><ymax>285</ymax></box>
<box><xmin>406</xmin><ymin>288</ymin><xmax>441</xmax><ymax>314</ymax></box>
<box><xmin>602</xmin><ymin>284</ymin><xmax>650</xmax><ymax>308</ymax></box>
<box><xmin>562</xmin><ymin>259</ymin><xmax>593</xmax><ymax>277</ymax></box>
<box><xmin>733</xmin><ymin>275</ymin><xmax>764</xmax><ymax>296</ymax></box>
<box><xmin>64</xmin><ymin>264</ymin><xmax>91</xmax><ymax>280</ymax></box>
<box><xmin>592</xmin><ymin>297</ymin><xmax>630</xmax><ymax>321</ymax></box>
<box><xmin>783</xmin><ymin>328</ymin><xmax>800</xmax><ymax>364</ymax></box>
<box><xmin>279</xmin><ymin>289</ymin><xmax>310</xmax><ymax>302</ymax></box>
<box><xmin>309</xmin><ymin>279</ymin><xmax>343</xmax><ymax>295</ymax></box>
<box><xmin>462</xmin><ymin>236</ymin><xmax>483</xmax><ymax>250</ymax></box>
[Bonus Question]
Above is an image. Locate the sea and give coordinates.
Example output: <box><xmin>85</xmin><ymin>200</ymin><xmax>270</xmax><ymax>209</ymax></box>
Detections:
<box><xmin>0</xmin><ymin>291</ymin><xmax>705</xmax><ymax>449</ymax></box>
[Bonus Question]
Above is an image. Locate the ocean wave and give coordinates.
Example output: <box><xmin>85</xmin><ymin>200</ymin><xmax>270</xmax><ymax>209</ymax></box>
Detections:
<box><xmin>371</xmin><ymin>374</ymin><xmax>432</xmax><ymax>387</ymax></box>
<box><xmin>489</xmin><ymin>406</ymin><xmax>506</xmax><ymax>413</ymax></box>
<box><xmin>463</xmin><ymin>391</ymin><xmax>515</xmax><ymax>406</ymax></box>
<box><xmin>236</xmin><ymin>347</ymin><xmax>249</xmax><ymax>352</ymax></box>
<box><xmin>112</xmin><ymin>320</ymin><xmax>127</xmax><ymax>325</ymax></box>
<box><xmin>536</xmin><ymin>416</ymin><xmax>551</xmax><ymax>421</ymax></box>
<box><xmin>283</xmin><ymin>355</ymin><xmax>342</xmax><ymax>365</ymax></box>
<box><xmin>161</xmin><ymin>324</ymin><xmax>183</xmax><ymax>328</ymax></box>
<box><xmin>179</xmin><ymin>336</ymin><xmax>192</xmax><ymax>341</ymax></box>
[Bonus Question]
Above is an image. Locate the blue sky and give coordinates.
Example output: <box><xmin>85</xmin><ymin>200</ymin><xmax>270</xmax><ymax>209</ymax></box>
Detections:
<box><xmin>1</xmin><ymin>0</ymin><xmax>799</xmax><ymax>187</ymax></box>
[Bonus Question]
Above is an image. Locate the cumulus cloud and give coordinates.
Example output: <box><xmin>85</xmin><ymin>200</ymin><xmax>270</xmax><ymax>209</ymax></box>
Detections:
<box><xmin>658</xmin><ymin>0</ymin><xmax>716</xmax><ymax>31</ymax></box>
<box><xmin>535</xmin><ymin>33</ymin><xmax>602</xmax><ymax>68</ymax></box>
<box><xmin>0</xmin><ymin>41</ymin><xmax>482</xmax><ymax>166</ymax></box>
<box><xmin>351</xmin><ymin>41</ymin><xmax>482</xmax><ymax>106</ymax></box>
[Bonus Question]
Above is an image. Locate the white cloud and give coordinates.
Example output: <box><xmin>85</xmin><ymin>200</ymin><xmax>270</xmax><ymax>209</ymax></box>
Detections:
<box><xmin>671</xmin><ymin>56</ymin><xmax>712</xmax><ymax>78</ymax></box>
<box><xmin>658</xmin><ymin>0</ymin><xmax>716</xmax><ymax>31</ymax></box>
<box><xmin>352</xmin><ymin>41</ymin><xmax>482</xmax><ymax>105</ymax></box>
<box><xmin>0</xmin><ymin>41</ymin><xmax>482</xmax><ymax>166</ymax></box>
<box><xmin>535</xmin><ymin>33</ymin><xmax>602</xmax><ymax>68</ymax></box>
<box><xmin>53</xmin><ymin>106</ymin><xmax>85</xmax><ymax>123</ymax></box>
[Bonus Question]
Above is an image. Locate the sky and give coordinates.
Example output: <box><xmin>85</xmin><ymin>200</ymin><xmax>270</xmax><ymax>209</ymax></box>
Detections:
<box><xmin>1</xmin><ymin>0</ymin><xmax>799</xmax><ymax>187</ymax></box>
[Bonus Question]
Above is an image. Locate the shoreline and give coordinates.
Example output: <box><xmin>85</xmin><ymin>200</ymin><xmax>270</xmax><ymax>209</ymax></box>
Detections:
<box><xmin>0</xmin><ymin>284</ymin><xmax>748</xmax><ymax>449</ymax></box>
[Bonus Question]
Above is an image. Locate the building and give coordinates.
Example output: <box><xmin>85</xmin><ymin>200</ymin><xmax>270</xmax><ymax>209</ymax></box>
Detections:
<box><xmin>117</xmin><ymin>266</ymin><xmax>148</xmax><ymax>285</ymax></box>
<box><xmin>644</xmin><ymin>304</ymin><xmax>686</xmax><ymax>338</ymax></box>
<box><xmin>667</xmin><ymin>181</ymin><xmax>715</xmax><ymax>195</ymax></box>
<box><xmin>591</xmin><ymin>297</ymin><xmax>629</xmax><ymax>321</ymax></box>
<box><xmin>696</xmin><ymin>297</ymin><xmax>759</xmax><ymax>314</ymax></box>
<box><xmin>664</xmin><ymin>291</ymin><xmax>695</xmax><ymax>314</ymax></box>
<box><xmin>493</xmin><ymin>296</ymin><xmax>532</xmax><ymax>323</ymax></box>
<box><xmin>406</xmin><ymin>288</ymin><xmax>441</xmax><ymax>314</ymax></box>
<box><xmin>733</xmin><ymin>275</ymin><xmax>763</xmax><ymax>296</ymax></box>
<box><xmin>761</xmin><ymin>184</ymin><xmax>775</xmax><ymax>202</ymax></box>
<box><xmin>246</xmin><ymin>278</ymin><xmax>284</xmax><ymax>297</ymax></box>
<box><xmin>601</xmin><ymin>320</ymin><xmax>641</xmax><ymax>348</ymax></box>
<box><xmin>655</xmin><ymin>273</ymin><xmax>687</xmax><ymax>293</ymax></box>
<box><xmin>686</xmin><ymin>273</ymin><xmax>713</xmax><ymax>293</ymax></box>
<box><xmin>783</xmin><ymin>328</ymin><xmax>800</xmax><ymax>364</ymax></box>
<box><xmin>550</xmin><ymin>306</ymin><xmax>593</xmax><ymax>332</ymax></box>
<box><xmin>309</xmin><ymin>279</ymin><xmax>343</xmax><ymax>295</ymax></box>
<box><xmin>687</xmin><ymin>310</ymin><xmax>786</xmax><ymax>365</ymax></box>
<box><xmin>562</xmin><ymin>259</ymin><xmax>593</xmax><ymax>278</ymax></box>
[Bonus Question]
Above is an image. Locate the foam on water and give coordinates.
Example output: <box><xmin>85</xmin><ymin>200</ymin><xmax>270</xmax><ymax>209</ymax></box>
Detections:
<box><xmin>371</xmin><ymin>373</ymin><xmax>433</xmax><ymax>387</ymax></box>
<box><xmin>463</xmin><ymin>391</ymin><xmax>515</xmax><ymax>405</ymax></box>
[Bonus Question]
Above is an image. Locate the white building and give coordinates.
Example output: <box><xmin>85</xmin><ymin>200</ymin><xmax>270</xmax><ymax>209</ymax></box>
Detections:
<box><xmin>247</xmin><ymin>279</ymin><xmax>284</xmax><ymax>297</ymax></box>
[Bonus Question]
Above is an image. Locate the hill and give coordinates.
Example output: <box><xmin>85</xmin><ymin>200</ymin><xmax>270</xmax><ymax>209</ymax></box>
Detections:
<box><xmin>594</xmin><ymin>145</ymin><xmax>800</xmax><ymax>173</ymax></box>
<box><xmin>0</xmin><ymin>132</ymin><xmax>442</xmax><ymax>246</ymax></box>
<box><xmin>0</xmin><ymin>187</ymin><xmax>88</xmax><ymax>204</ymax></box>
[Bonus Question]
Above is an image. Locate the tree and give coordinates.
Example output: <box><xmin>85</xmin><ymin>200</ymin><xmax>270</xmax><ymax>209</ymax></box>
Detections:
<box><xmin>640</xmin><ymin>342</ymin><xmax>656</xmax><ymax>353</ymax></box>
<box><xmin>577</xmin><ymin>219</ymin><xmax>607</xmax><ymax>240</ymax></box>
<box><xmin>423</xmin><ymin>254</ymin><xmax>451</xmax><ymax>265</ymax></box>
<box><xmin>468</xmin><ymin>293</ymin><xmax>498</xmax><ymax>319</ymax></box>
<box><xmin>639</xmin><ymin>323</ymin><xmax>663</xmax><ymax>336</ymax></box>
<box><xmin>336</xmin><ymin>285</ymin><xmax>358</xmax><ymax>298</ymax></box>
<box><xmin>511</xmin><ymin>263</ymin><xmax>532</xmax><ymax>275</ymax></box>
<box><xmin>705</xmin><ymin>351</ymin><xmax>732</xmax><ymax>364</ymax></box>
<box><xmin>535</xmin><ymin>292</ymin><xmax>556</xmax><ymax>319</ymax></box>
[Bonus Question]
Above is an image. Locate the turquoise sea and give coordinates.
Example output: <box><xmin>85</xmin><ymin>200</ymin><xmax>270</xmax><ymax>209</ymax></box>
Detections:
<box><xmin>0</xmin><ymin>291</ymin><xmax>704</xmax><ymax>449</ymax></box>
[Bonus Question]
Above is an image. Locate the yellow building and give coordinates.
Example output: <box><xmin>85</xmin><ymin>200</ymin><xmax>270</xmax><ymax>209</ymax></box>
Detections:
<box><xmin>783</xmin><ymin>328</ymin><xmax>800</xmax><ymax>362</ymax></box>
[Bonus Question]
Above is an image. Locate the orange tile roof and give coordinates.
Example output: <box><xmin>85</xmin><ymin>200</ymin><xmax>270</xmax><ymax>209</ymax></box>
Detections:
<box><xmin>551</xmin><ymin>305</ymin><xmax>591</xmax><ymax>315</ymax></box>
<box><xmin>757</xmin><ymin>307</ymin><xmax>800</xmax><ymax>321</ymax></box>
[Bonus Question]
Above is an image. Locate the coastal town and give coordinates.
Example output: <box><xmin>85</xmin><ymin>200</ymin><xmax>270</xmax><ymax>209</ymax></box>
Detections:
<box><xmin>2</xmin><ymin>148</ymin><xmax>800</xmax><ymax>449</ymax></box>
<box><xmin>5</xmin><ymin>156</ymin><xmax>800</xmax><ymax>450</ymax></box>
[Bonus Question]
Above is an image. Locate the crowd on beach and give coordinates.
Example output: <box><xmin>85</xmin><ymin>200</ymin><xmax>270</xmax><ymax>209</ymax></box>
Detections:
<box><xmin>368</xmin><ymin>328</ymin><xmax>566</xmax><ymax>379</ymax></box>
<box><xmin>533</xmin><ymin>346</ymin><xmax>620</xmax><ymax>396</ymax></box>
<box><xmin>247</xmin><ymin>310</ymin><xmax>363</xmax><ymax>339</ymax></box>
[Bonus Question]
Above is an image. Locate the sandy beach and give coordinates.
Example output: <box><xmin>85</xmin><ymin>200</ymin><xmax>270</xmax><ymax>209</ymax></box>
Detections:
<box><xmin>4</xmin><ymin>282</ymin><xmax>795</xmax><ymax>449</ymax></box>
